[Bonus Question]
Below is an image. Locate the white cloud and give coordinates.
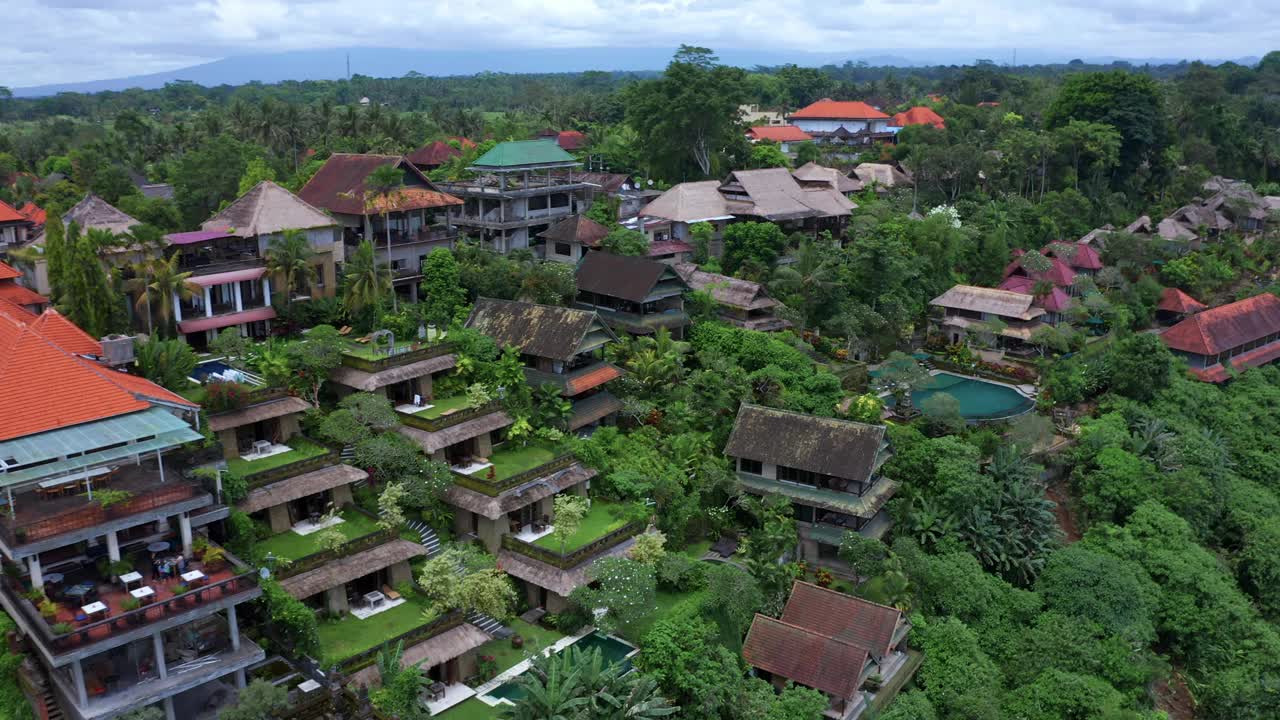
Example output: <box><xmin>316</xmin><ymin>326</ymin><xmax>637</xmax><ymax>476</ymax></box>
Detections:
<box><xmin>2</xmin><ymin>0</ymin><xmax>1275</xmax><ymax>86</ymax></box>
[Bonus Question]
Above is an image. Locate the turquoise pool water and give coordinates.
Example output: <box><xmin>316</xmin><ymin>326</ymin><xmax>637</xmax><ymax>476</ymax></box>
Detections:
<box><xmin>912</xmin><ymin>372</ymin><xmax>1034</xmax><ymax>420</ymax></box>
<box><xmin>486</xmin><ymin>632</ymin><xmax>637</xmax><ymax>703</ymax></box>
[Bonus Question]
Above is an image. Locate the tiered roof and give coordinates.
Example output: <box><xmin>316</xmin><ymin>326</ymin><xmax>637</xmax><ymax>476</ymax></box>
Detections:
<box><xmin>299</xmin><ymin>154</ymin><xmax>461</xmax><ymax>216</ymax></box>
<box><xmin>202</xmin><ymin>180</ymin><xmax>335</xmax><ymax>237</ymax></box>
<box><xmin>465</xmin><ymin>298</ymin><xmax>617</xmax><ymax>361</ymax></box>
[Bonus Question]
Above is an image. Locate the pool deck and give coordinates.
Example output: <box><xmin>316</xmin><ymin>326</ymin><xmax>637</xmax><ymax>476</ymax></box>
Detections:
<box><xmin>470</xmin><ymin>627</ymin><xmax>639</xmax><ymax>708</ymax></box>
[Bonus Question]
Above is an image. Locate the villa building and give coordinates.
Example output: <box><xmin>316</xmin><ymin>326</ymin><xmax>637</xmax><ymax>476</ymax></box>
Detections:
<box><xmin>328</xmin><ymin>335</ymin><xmax>458</xmax><ymax>407</ymax></box>
<box><xmin>746</xmin><ymin>125</ymin><xmax>814</xmax><ymax>154</ymax></box>
<box><xmin>724</xmin><ymin>405</ymin><xmax>896</xmax><ymax>563</ymax></box>
<box><xmin>406</xmin><ymin>137</ymin><xmax>475</xmax><ymax>172</ymax></box>
<box><xmin>744</xmin><ymin>581</ymin><xmax>914</xmax><ymax>720</ymax></box>
<box><xmin>929</xmin><ymin>285</ymin><xmax>1052</xmax><ymax>351</ymax></box>
<box><xmin>538</xmin><ymin>215</ymin><xmax>610</xmax><ymax>264</ymax></box>
<box><xmin>851</xmin><ymin>164</ymin><xmax>911</xmax><ymax>193</ymax></box>
<box><xmin>0</xmin><ymin>260</ymin><xmax>50</xmax><ymax>316</ymax></box>
<box><xmin>550</xmin><ymin>171</ymin><xmax>659</xmax><ymax>221</ymax></box>
<box><xmin>206</xmin><ymin>387</ymin><xmax>311</xmax><ymax>463</ymax></box>
<box><xmin>574</xmin><ymin>252</ymin><xmax>690</xmax><ymax>338</ymax></box>
<box><xmin>788</xmin><ymin>99</ymin><xmax>894</xmax><ymax>149</ymax></box>
<box><xmin>1156</xmin><ymin>287</ymin><xmax>1207</xmax><ymax>325</ymax></box>
<box><xmin>673</xmin><ymin>263</ymin><xmax>790</xmax><ymax>332</ymax></box>
<box><xmin>0</xmin><ymin>200</ymin><xmax>34</xmax><ymax>252</ymax></box>
<box><xmin>0</xmin><ymin>307</ymin><xmax>262</xmax><ymax>720</ymax></box>
<box><xmin>3</xmin><ymin>195</ymin><xmax>145</xmax><ymax>298</ymax></box>
<box><xmin>466</xmin><ymin>297</ymin><xmax>624</xmax><ymax>432</ymax></box>
<box><xmin>792</xmin><ymin>162</ymin><xmax>864</xmax><ymax>197</ymax></box>
<box><xmin>437</xmin><ymin>140</ymin><xmax>591</xmax><ymax>255</ymax></box>
<box><xmin>1160</xmin><ymin>293</ymin><xmax>1280</xmax><ymax>382</ymax></box>
<box><xmin>299</xmin><ymin>154</ymin><xmax>462</xmax><ymax>302</ymax></box>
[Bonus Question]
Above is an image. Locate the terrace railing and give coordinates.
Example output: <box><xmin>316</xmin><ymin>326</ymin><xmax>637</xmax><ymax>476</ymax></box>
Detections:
<box><xmin>273</xmin><ymin>524</ymin><xmax>398</xmax><ymax>581</ymax></box>
<box><xmin>0</xmin><ymin>480</ymin><xmax>204</xmax><ymax>547</ymax></box>
<box><xmin>500</xmin><ymin>520</ymin><xmax>643</xmax><ymax>569</ymax></box>
<box><xmin>337</xmin><ymin>609</ymin><xmax>465</xmax><ymax>673</ymax></box>
<box><xmin>394</xmin><ymin>399</ymin><xmax>503</xmax><ymax>433</ymax></box>
<box><xmin>451</xmin><ymin>453</ymin><xmax>578</xmax><ymax>497</ymax></box>
<box><xmin>338</xmin><ymin>342</ymin><xmax>456</xmax><ymax>373</ymax></box>
<box><xmin>239</xmin><ymin>442</ymin><xmax>342</xmax><ymax>489</ymax></box>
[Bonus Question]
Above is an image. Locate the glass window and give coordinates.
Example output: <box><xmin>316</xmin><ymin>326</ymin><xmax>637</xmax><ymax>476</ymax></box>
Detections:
<box><xmin>738</xmin><ymin>458</ymin><xmax>763</xmax><ymax>474</ymax></box>
<box><xmin>555</xmin><ymin>242</ymin><xmax>572</xmax><ymax>256</ymax></box>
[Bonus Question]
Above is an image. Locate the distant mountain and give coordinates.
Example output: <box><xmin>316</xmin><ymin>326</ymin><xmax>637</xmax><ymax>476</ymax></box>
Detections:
<box><xmin>12</xmin><ymin>46</ymin><xmax>1258</xmax><ymax>97</ymax></box>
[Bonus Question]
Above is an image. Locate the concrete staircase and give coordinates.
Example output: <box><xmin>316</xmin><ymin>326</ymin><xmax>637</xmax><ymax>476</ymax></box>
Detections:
<box><xmin>405</xmin><ymin>518</ymin><xmax>442</xmax><ymax>558</ymax></box>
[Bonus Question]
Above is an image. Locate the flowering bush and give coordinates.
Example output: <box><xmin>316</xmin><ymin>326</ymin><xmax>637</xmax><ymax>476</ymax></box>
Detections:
<box><xmin>204</xmin><ymin>381</ymin><xmax>250</xmax><ymax>412</ymax></box>
<box><xmin>815</xmin><ymin>568</ymin><xmax>834</xmax><ymax>588</ymax></box>
<box><xmin>477</xmin><ymin>654</ymin><xmax>498</xmax><ymax>681</ymax></box>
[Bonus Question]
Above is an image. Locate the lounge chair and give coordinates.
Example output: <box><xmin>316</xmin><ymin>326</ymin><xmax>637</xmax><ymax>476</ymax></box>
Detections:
<box><xmin>381</xmin><ymin>584</ymin><xmax>401</xmax><ymax>601</ymax></box>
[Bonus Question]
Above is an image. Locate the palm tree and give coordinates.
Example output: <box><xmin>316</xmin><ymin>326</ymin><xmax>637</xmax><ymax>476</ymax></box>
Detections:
<box><xmin>501</xmin><ymin>649</ymin><xmax>587</xmax><ymax>720</ymax></box>
<box><xmin>265</xmin><ymin>229</ymin><xmax>316</xmax><ymax>300</ymax></box>
<box><xmin>770</xmin><ymin>239</ymin><xmax>837</xmax><ymax>328</ymax></box>
<box><xmin>363</xmin><ymin>163</ymin><xmax>406</xmax><ymax>312</ymax></box>
<box><xmin>341</xmin><ymin>240</ymin><xmax>391</xmax><ymax>314</ymax></box>
<box><xmin>128</xmin><ymin>253</ymin><xmax>199</xmax><ymax>337</ymax></box>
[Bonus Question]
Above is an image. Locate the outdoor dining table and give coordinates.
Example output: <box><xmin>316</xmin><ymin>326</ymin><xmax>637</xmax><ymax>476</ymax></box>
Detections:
<box><xmin>64</xmin><ymin>582</ymin><xmax>95</xmax><ymax>601</ymax></box>
<box><xmin>146</xmin><ymin>541</ymin><xmax>170</xmax><ymax>553</ymax></box>
<box><xmin>130</xmin><ymin>586</ymin><xmax>155</xmax><ymax>601</ymax></box>
<box><xmin>181</xmin><ymin>570</ymin><xmax>206</xmax><ymax>586</ymax></box>
<box><xmin>80</xmin><ymin>602</ymin><xmax>107</xmax><ymax>620</ymax></box>
<box><xmin>43</xmin><ymin>572</ymin><xmax>64</xmax><ymax>585</ymax></box>
<box><xmin>362</xmin><ymin>590</ymin><xmax>385</xmax><ymax>609</ymax></box>
<box><xmin>119</xmin><ymin>571</ymin><xmax>142</xmax><ymax>590</ymax></box>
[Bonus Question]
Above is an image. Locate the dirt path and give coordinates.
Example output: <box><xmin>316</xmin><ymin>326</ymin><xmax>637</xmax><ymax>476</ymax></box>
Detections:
<box><xmin>1152</xmin><ymin>671</ymin><xmax>1196</xmax><ymax>720</ymax></box>
<box><xmin>1046</xmin><ymin>481</ymin><xmax>1081</xmax><ymax>543</ymax></box>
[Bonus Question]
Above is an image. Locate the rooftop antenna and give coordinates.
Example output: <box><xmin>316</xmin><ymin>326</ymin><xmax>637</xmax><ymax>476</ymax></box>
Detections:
<box><xmin>1012</xmin><ymin>48</ymin><xmax>1017</xmax><ymax>67</ymax></box>
<box><xmin>346</xmin><ymin>53</ymin><xmax>351</xmax><ymax>80</ymax></box>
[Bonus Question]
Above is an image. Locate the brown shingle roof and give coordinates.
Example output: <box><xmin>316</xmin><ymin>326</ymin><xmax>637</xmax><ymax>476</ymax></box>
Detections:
<box><xmin>443</xmin><ymin>462</ymin><xmax>595</xmax><ymax>520</ymax></box>
<box><xmin>1161</xmin><ymin>294</ymin><xmax>1280</xmax><ymax>356</ymax></box>
<box><xmin>238</xmin><ymin>464</ymin><xmax>368</xmax><ymax>514</ymax></box>
<box><xmin>538</xmin><ymin>215</ymin><xmax>610</xmax><ymax>248</ymax></box>
<box><xmin>328</xmin><ymin>354</ymin><xmax>457</xmax><ymax>392</ymax></box>
<box><xmin>406</xmin><ymin>140</ymin><xmax>463</xmax><ymax>168</ymax></box>
<box><xmin>298</xmin><ymin>154</ymin><xmax>461</xmax><ymax>216</ymax></box>
<box><xmin>278</xmin><ymin>538</ymin><xmax>427</xmax><ymax>599</ymax></box>
<box><xmin>465</xmin><ymin>298</ymin><xmax>615</xmax><ymax>361</ymax></box>
<box><xmin>673</xmin><ymin>263</ymin><xmax>778</xmax><ymax>311</ymax></box>
<box><xmin>62</xmin><ymin>194</ymin><xmax>140</xmax><ymax>237</ymax></box>
<box><xmin>781</xmin><ymin>581</ymin><xmax>904</xmax><ymax>659</ymax></box>
<box><xmin>742</xmin><ymin>614</ymin><xmax>869</xmax><ymax>700</ymax></box>
<box><xmin>576</xmin><ymin>252</ymin><xmax>684</xmax><ymax>304</ymax></box>
<box><xmin>723</xmin><ymin>404</ymin><xmax>887</xmax><ymax>484</ymax></box>
<box><xmin>930</xmin><ymin>284</ymin><xmax>1044</xmax><ymax>321</ymax></box>
<box><xmin>207</xmin><ymin>395</ymin><xmax>311</xmax><ymax>432</ymax></box>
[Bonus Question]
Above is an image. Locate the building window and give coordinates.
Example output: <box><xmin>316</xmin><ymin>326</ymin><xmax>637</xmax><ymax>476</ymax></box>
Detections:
<box><xmin>738</xmin><ymin>458</ymin><xmax>763</xmax><ymax>475</ymax></box>
<box><xmin>794</xmin><ymin>504</ymin><xmax>814</xmax><ymax>523</ymax></box>
<box><xmin>555</xmin><ymin>242</ymin><xmax>572</xmax><ymax>257</ymax></box>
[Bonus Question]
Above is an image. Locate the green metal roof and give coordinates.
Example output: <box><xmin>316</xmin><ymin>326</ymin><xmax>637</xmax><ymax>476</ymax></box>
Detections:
<box><xmin>0</xmin><ymin>408</ymin><xmax>200</xmax><ymax>485</ymax></box>
<box><xmin>469</xmin><ymin>140</ymin><xmax>579</xmax><ymax>170</ymax></box>
<box><xmin>737</xmin><ymin>472</ymin><xmax>898</xmax><ymax>519</ymax></box>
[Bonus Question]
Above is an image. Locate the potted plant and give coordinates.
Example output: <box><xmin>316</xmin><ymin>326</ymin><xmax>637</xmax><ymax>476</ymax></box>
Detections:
<box><xmin>50</xmin><ymin>622</ymin><xmax>73</xmax><ymax>635</ymax></box>
<box><xmin>24</xmin><ymin>587</ymin><xmax>46</xmax><ymax>603</ymax></box>
<box><xmin>511</xmin><ymin>634</ymin><xmax>524</xmax><ymax>650</ymax></box>
<box><xmin>200</xmin><ymin>547</ymin><xmax>226</xmax><ymax>571</ymax></box>
<box><xmin>39</xmin><ymin>599</ymin><xmax>57</xmax><ymax>622</ymax></box>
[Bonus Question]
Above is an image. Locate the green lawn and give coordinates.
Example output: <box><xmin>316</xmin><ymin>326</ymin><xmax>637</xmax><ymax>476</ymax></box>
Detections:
<box><xmin>178</xmin><ymin>384</ymin><xmax>206</xmax><ymax>405</ymax></box>
<box><xmin>473</xmin><ymin>619</ymin><xmax>565</xmax><ymax>676</ymax></box>
<box><xmin>412</xmin><ymin>394</ymin><xmax>472</xmax><ymax>420</ymax></box>
<box><xmin>225</xmin><ymin>437</ymin><xmax>328</xmax><ymax>478</ymax></box>
<box><xmin>470</xmin><ymin>442</ymin><xmax>559</xmax><ymax>481</ymax></box>
<box><xmin>255</xmin><ymin>509</ymin><xmax>382</xmax><ymax>563</ymax></box>
<box><xmin>316</xmin><ymin>592</ymin><xmax>439</xmax><ymax>666</ymax></box>
<box><xmin>533</xmin><ymin>500</ymin><xmax>627</xmax><ymax>553</ymax></box>
<box><xmin>438</xmin><ymin>698</ymin><xmax>498</xmax><ymax>720</ymax></box>
<box><xmin>342</xmin><ymin>339</ymin><xmax>447</xmax><ymax>361</ymax></box>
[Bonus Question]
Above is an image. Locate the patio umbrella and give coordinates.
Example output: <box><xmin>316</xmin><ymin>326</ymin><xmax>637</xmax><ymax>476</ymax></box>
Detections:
<box><xmin>147</xmin><ymin>541</ymin><xmax>171</xmax><ymax>553</ymax></box>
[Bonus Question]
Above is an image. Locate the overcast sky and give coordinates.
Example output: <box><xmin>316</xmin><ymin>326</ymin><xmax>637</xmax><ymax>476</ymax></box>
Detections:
<box><xmin>4</xmin><ymin>0</ymin><xmax>1276</xmax><ymax>87</ymax></box>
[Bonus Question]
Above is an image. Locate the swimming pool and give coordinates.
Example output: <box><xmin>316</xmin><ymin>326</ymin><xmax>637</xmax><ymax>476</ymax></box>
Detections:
<box><xmin>190</xmin><ymin>358</ymin><xmax>264</xmax><ymax>386</ymax></box>
<box><xmin>482</xmin><ymin>632</ymin><xmax>638</xmax><ymax>704</ymax></box>
<box><xmin>912</xmin><ymin>371</ymin><xmax>1034</xmax><ymax>421</ymax></box>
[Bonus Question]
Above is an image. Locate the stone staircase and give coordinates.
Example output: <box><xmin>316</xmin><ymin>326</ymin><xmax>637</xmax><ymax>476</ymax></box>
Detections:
<box><xmin>405</xmin><ymin>518</ymin><xmax>442</xmax><ymax>558</ymax></box>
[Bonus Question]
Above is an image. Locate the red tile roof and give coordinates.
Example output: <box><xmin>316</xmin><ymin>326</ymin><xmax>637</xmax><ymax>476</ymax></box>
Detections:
<box><xmin>1044</xmin><ymin>241</ymin><xmax>1103</xmax><ymax>271</ymax></box>
<box><xmin>890</xmin><ymin>106</ymin><xmax>945</xmax><ymax>129</ymax></box>
<box><xmin>781</xmin><ymin>581</ymin><xmax>904</xmax><ymax>659</ymax></box>
<box><xmin>555</xmin><ymin>130</ymin><xmax>587</xmax><ymax>151</ymax></box>
<box><xmin>747</xmin><ymin>125</ymin><xmax>814</xmax><ymax>143</ymax></box>
<box><xmin>564</xmin><ymin>364</ymin><xmax>622</xmax><ymax>396</ymax></box>
<box><xmin>1158</xmin><ymin>288</ymin><xmax>1207</xmax><ymax>315</ymax></box>
<box><xmin>1003</xmin><ymin>252</ymin><xmax>1076</xmax><ymax>288</ymax></box>
<box><xmin>298</xmin><ymin>154</ymin><xmax>461</xmax><ymax>216</ymax></box>
<box><xmin>742</xmin><ymin>614</ymin><xmax>869</xmax><ymax>700</ymax></box>
<box><xmin>0</xmin><ymin>261</ymin><xmax>20</xmax><ymax>281</ymax></box>
<box><xmin>407</xmin><ymin>140</ymin><xmax>463</xmax><ymax>167</ymax></box>
<box><xmin>0</xmin><ymin>200</ymin><xmax>26</xmax><ymax>224</ymax></box>
<box><xmin>0</xmin><ymin>298</ymin><xmax>35</xmax><ymax>320</ymax></box>
<box><xmin>0</xmin><ymin>283</ymin><xmax>49</xmax><ymax>309</ymax></box>
<box><xmin>17</xmin><ymin>203</ymin><xmax>46</xmax><ymax>227</ymax></box>
<box><xmin>791</xmin><ymin>99</ymin><xmax>889</xmax><ymax>120</ymax></box>
<box><xmin>1161</xmin><ymin>294</ymin><xmax>1280</xmax><ymax>356</ymax></box>
<box><xmin>0</xmin><ymin>309</ymin><xmax>193</xmax><ymax>440</ymax></box>
<box><xmin>28</xmin><ymin>309</ymin><xmax>101</xmax><ymax>355</ymax></box>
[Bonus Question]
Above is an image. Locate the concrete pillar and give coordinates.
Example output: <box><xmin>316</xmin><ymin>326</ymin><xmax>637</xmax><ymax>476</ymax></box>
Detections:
<box><xmin>475</xmin><ymin>432</ymin><xmax>492</xmax><ymax>458</ymax></box>
<box><xmin>203</xmin><ymin>286</ymin><xmax>213</xmax><ymax>317</ymax></box>
<box><xmin>179</xmin><ymin>513</ymin><xmax>193</xmax><ymax>558</ymax></box>
<box><xmin>218</xmin><ymin>429</ymin><xmax>240</xmax><ymax>461</ymax></box>
<box><xmin>233</xmin><ymin>281</ymin><xmax>244</xmax><ymax>312</ymax></box>
<box><xmin>71</xmin><ymin>659</ymin><xmax>87</xmax><ymax>706</ymax></box>
<box><xmin>235</xmin><ymin>668</ymin><xmax>247</xmax><ymax>689</ymax></box>
<box><xmin>415</xmin><ymin>373</ymin><xmax>434</xmax><ymax>402</ymax></box>
<box><xmin>388</xmin><ymin>560</ymin><xmax>412</xmax><ymax>587</ymax></box>
<box><xmin>163</xmin><ymin>697</ymin><xmax>176</xmax><ymax>720</ymax></box>
<box><xmin>106</xmin><ymin>531</ymin><xmax>120</xmax><ymax>562</ymax></box>
<box><xmin>267</xmin><ymin>504</ymin><xmax>292</xmax><ymax>533</ymax></box>
<box><xmin>262</xmin><ymin>276</ymin><xmax>271</xmax><ymax>301</ymax></box>
<box><xmin>431</xmin><ymin>449</ymin><xmax>447</xmax><ymax>463</ymax></box>
<box><xmin>330</xmin><ymin>483</ymin><xmax>354</xmax><ymax>508</ymax></box>
<box><xmin>153</xmin><ymin>633</ymin><xmax>168</xmax><ymax>679</ymax></box>
<box><xmin>173</xmin><ymin>292</ymin><xmax>183</xmax><ymax>323</ymax></box>
<box><xmin>477</xmin><ymin>516</ymin><xmax>502</xmax><ymax>554</ymax></box>
<box><xmin>325</xmin><ymin>586</ymin><xmax>349</xmax><ymax>616</ymax></box>
<box><xmin>27</xmin><ymin>555</ymin><xmax>42</xmax><ymax>589</ymax></box>
<box><xmin>277</xmin><ymin>414</ymin><xmax>300</xmax><ymax>441</ymax></box>
<box><xmin>228</xmin><ymin>605</ymin><xmax>240</xmax><ymax>651</ymax></box>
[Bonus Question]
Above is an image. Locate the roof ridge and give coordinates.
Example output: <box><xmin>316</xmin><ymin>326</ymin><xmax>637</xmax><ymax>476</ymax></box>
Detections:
<box><xmin>751</xmin><ymin>613</ymin><xmax>871</xmax><ymax>651</ymax></box>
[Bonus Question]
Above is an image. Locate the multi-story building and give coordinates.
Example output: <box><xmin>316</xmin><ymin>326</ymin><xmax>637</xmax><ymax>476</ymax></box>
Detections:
<box><xmin>724</xmin><ymin>405</ymin><xmax>896</xmax><ymax>563</ymax></box>
<box><xmin>929</xmin><ymin>285</ymin><xmax>1054</xmax><ymax>353</ymax></box>
<box><xmin>574</xmin><ymin>252</ymin><xmax>690</xmax><ymax>338</ymax></box>
<box><xmin>0</xmin><ymin>200</ymin><xmax>34</xmax><ymax>253</ymax></box>
<box><xmin>673</xmin><ymin>263</ymin><xmax>790</xmax><ymax>332</ymax></box>
<box><xmin>299</xmin><ymin>154</ymin><xmax>462</xmax><ymax>303</ymax></box>
<box><xmin>437</xmin><ymin>140</ymin><xmax>591</xmax><ymax>254</ymax></box>
<box><xmin>788</xmin><ymin>99</ymin><xmax>894</xmax><ymax>150</ymax></box>
<box><xmin>0</xmin><ymin>260</ymin><xmax>50</xmax><ymax>316</ymax></box>
<box><xmin>0</xmin><ymin>306</ymin><xmax>262</xmax><ymax>720</ymax></box>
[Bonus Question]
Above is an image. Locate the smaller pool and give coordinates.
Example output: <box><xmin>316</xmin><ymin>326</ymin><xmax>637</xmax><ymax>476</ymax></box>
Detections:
<box><xmin>483</xmin><ymin>632</ymin><xmax>638</xmax><ymax>703</ymax></box>
<box><xmin>912</xmin><ymin>372</ymin><xmax>1034</xmax><ymax>421</ymax></box>
<box><xmin>190</xmin><ymin>358</ymin><xmax>264</xmax><ymax>386</ymax></box>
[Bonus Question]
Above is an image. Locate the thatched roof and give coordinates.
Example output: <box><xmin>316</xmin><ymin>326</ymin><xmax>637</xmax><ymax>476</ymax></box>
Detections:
<box><xmin>724</xmin><ymin>168</ymin><xmax>856</xmax><ymax>221</ymax></box>
<box><xmin>239</xmin><ymin>464</ymin><xmax>368</xmax><ymax>514</ymax></box>
<box><xmin>792</xmin><ymin>162</ymin><xmax>863</xmax><ymax>194</ymax></box>
<box><xmin>443</xmin><ymin>462</ymin><xmax>595</xmax><ymax>520</ymax></box>
<box><xmin>396</xmin><ymin>411</ymin><xmax>513</xmax><ymax>453</ymax></box>
<box><xmin>674</xmin><ymin>263</ymin><xmax>778</xmax><ymax>311</ymax></box>
<box><xmin>202</xmin><ymin>180</ymin><xmax>336</xmax><ymax>237</ymax></box>
<box><xmin>349</xmin><ymin>622</ymin><xmax>491</xmax><ymax>688</ymax></box>
<box><xmin>497</xmin><ymin>537</ymin><xmax>636</xmax><ymax>597</ymax></box>
<box><xmin>852</xmin><ymin>163</ymin><xmax>911</xmax><ymax>188</ymax></box>
<box><xmin>63</xmin><ymin>194</ymin><xmax>140</xmax><ymax>237</ymax></box>
<box><xmin>568</xmin><ymin>392</ymin><xmax>623</xmax><ymax>431</ymax></box>
<box><xmin>639</xmin><ymin>180</ymin><xmax>732</xmax><ymax>223</ymax></box>
<box><xmin>465</xmin><ymin>298</ymin><xmax>615</xmax><ymax>361</ymax></box>
<box><xmin>724</xmin><ymin>404</ymin><xmax>888</xmax><ymax>484</ymax></box>
<box><xmin>538</xmin><ymin>215</ymin><xmax>610</xmax><ymax>248</ymax></box>
<box><xmin>328</xmin><ymin>354</ymin><xmax>457</xmax><ymax>392</ymax></box>
<box><xmin>929</xmin><ymin>284</ymin><xmax>1044</xmax><ymax>321</ymax></box>
<box><xmin>207</xmin><ymin>395</ymin><xmax>311</xmax><ymax>432</ymax></box>
<box><xmin>278</xmin><ymin>539</ymin><xmax>427</xmax><ymax>599</ymax></box>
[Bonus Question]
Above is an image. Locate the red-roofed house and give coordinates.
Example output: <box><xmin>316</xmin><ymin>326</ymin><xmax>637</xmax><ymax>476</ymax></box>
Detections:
<box><xmin>889</xmin><ymin>106</ymin><xmax>945</xmax><ymax>130</ymax></box>
<box><xmin>1044</xmin><ymin>241</ymin><xmax>1103</xmax><ymax>274</ymax></box>
<box><xmin>16</xmin><ymin>202</ymin><xmax>46</xmax><ymax>229</ymax></box>
<box><xmin>789</xmin><ymin>99</ymin><xmax>894</xmax><ymax>149</ymax></box>
<box><xmin>746</xmin><ymin>125</ymin><xmax>814</xmax><ymax>153</ymax></box>
<box><xmin>0</xmin><ymin>260</ymin><xmax>49</xmax><ymax>315</ymax></box>
<box><xmin>406</xmin><ymin>138</ymin><xmax>475</xmax><ymax>171</ymax></box>
<box><xmin>1157</xmin><ymin>287</ymin><xmax>1207</xmax><ymax>324</ymax></box>
<box><xmin>1161</xmin><ymin>293</ymin><xmax>1280</xmax><ymax>382</ymax></box>
<box><xmin>743</xmin><ymin>581</ymin><xmax>915</xmax><ymax>720</ymax></box>
<box><xmin>536</xmin><ymin>129</ymin><xmax>588</xmax><ymax>151</ymax></box>
<box><xmin>0</xmin><ymin>200</ymin><xmax>34</xmax><ymax>251</ymax></box>
<box><xmin>1002</xmin><ymin>249</ymin><xmax>1077</xmax><ymax>291</ymax></box>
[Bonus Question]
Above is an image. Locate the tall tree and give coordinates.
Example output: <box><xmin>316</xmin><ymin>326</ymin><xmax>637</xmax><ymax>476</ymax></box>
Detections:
<box><xmin>60</xmin><ymin>225</ymin><xmax>123</xmax><ymax>337</ymax></box>
<box><xmin>264</xmin><ymin>229</ymin><xmax>316</xmax><ymax>300</ymax></box>
<box><xmin>341</xmin><ymin>239</ymin><xmax>392</xmax><ymax>314</ymax></box>
<box><xmin>362</xmin><ymin>163</ymin><xmax>405</xmax><ymax>312</ymax></box>
<box><xmin>419</xmin><ymin>247</ymin><xmax>466</xmax><ymax>327</ymax></box>
<box><xmin>128</xmin><ymin>253</ymin><xmax>199</xmax><ymax>337</ymax></box>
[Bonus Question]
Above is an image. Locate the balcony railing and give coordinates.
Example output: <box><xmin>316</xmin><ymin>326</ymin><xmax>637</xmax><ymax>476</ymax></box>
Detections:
<box><xmin>0</xmin><ymin>481</ymin><xmax>203</xmax><ymax>547</ymax></box>
<box><xmin>451</xmin><ymin>453</ymin><xmax>578</xmax><ymax>497</ymax></box>
<box><xmin>500</xmin><ymin>521</ymin><xmax>643</xmax><ymax>569</ymax></box>
<box><xmin>395</xmin><ymin>399</ymin><xmax>502</xmax><ymax>433</ymax></box>
<box><xmin>338</xmin><ymin>342</ymin><xmax>456</xmax><ymax>372</ymax></box>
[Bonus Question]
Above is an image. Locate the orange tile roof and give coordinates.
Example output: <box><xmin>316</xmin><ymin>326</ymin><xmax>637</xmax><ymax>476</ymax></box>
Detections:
<box><xmin>1158</xmin><ymin>287</ymin><xmax>1207</xmax><ymax>315</ymax></box>
<box><xmin>0</xmin><ymin>261</ymin><xmax>20</xmax><ymax>281</ymax></box>
<box><xmin>743</xmin><ymin>614</ymin><xmax>869</xmax><ymax>701</ymax></box>
<box><xmin>0</xmin><ymin>309</ymin><xmax>194</xmax><ymax>441</ymax></box>
<box><xmin>0</xmin><ymin>200</ymin><xmax>26</xmax><ymax>224</ymax></box>
<box><xmin>0</xmin><ymin>282</ymin><xmax>49</xmax><ymax>308</ymax></box>
<box><xmin>1162</xmin><ymin>294</ymin><xmax>1280</xmax><ymax>356</ymax></box>
<box><xmin>17</xmin><ymin>202</ymin><xmax>46</xmax><ymax>226</ymax></box>
<box><xmin>28</xmin><ymin>309</ymin><xmax>101</xmax><ymax>355</ymax></box>
<box><xmin>0</xmin><ymin>298</ymin><xmax>35</xmax><ymax>320</ymax></box>
<box><xmin>564</xmin><ymin>364</ymin><xmax>623</xmax><ymax>396</ymax></box>
<box><xmin>790</xmin><ymin>99</ymin><xmax>889</xmax><ymax>120</ymax></box>
<box><xmin>747</xmin><ymin>125</ymin><xmax>814</xmax><ymax>143</ymax></box>
<box><xmin>890</xmin><ymin>106</ymin><xmax>945</xmax><ymax>129</ymax></box>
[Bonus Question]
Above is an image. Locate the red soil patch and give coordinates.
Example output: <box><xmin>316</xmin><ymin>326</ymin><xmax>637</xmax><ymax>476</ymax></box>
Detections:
<box><xmin>1046</xmin><ymin>481</ymin><xmax>1081</xmax><ymax>544</ymax></box>
<box><xmin>1153</xmin><ymin>670</ymin><xmax>1196</xmax><ymax>720</ymax></box>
